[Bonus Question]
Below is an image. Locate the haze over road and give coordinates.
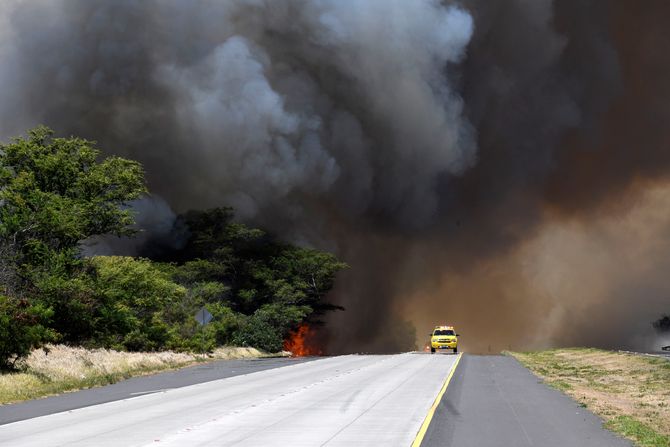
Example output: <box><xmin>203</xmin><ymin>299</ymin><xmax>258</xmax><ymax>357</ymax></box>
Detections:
<box><xmin>0</xmin><ymin>353</ymin><xmax>458</xmax><ymax>446</ymax></box>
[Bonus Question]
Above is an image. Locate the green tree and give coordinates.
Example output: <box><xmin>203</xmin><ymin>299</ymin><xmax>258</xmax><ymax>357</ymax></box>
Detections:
<box><xmin>0</xmin><ymin>127</ymin><xmax>146</xmax><ymax>346</ymax></box>
<box><xmin>88</xmin><ymin>256</ymin><xmax>187</xmax><ymax>351</ymax></box>
<box><xmin>0</xmin><ymin>127</ymin><xmax>146</xmax><ymax>273</ymax></box>
<box><xmin>248</xmin><ymin>245</ymin><xmax>347</xmax><ymax>312</ymax></box>
<box><xmin>169</xmin><ymin>208</ymin><xmax>346</xmax><ymax>315</ymax></box>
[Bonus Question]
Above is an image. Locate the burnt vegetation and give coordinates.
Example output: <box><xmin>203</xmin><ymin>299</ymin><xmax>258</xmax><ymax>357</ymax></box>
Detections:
<box><xmin>0</xmin><ymin>128</ymin><xmax>346</xmax><ymax>369</ymax></box>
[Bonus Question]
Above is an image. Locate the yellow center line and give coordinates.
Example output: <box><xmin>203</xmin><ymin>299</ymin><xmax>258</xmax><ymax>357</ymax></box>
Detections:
<box><xmin>411</xmin><ymin>353</ymin><xmax>462</xmax><ymax>447</ymax></box>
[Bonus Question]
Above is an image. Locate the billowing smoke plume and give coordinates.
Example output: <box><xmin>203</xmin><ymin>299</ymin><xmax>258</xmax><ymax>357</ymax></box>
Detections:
<box><xmin>1</xmin><ymin>0</ymin><xmax>669</xmax><ymax>353</ymax></box>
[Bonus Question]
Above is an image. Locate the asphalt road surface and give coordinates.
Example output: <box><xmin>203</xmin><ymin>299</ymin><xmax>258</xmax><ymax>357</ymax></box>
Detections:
<box><xmin>0</xmin><ymin>353</ymin><xmax>459</xmax><ymax>446</ymax></box>
<box><xmin>0</xmin><ymin>353</ymin><xmax>634</xmax><ymax>446</ymax></box>
<box><xmin>421</xmin><ymin>355</ymin><xmax>632</xmax><ymax>447</ymax></box>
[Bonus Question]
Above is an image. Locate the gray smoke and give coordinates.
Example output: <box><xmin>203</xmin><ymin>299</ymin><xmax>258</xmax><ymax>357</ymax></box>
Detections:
<box><xmin>2</xmin><ymin>0</ymin><xmax>670</xmax><ymax>353</ymax></box>
<box><xmin>81</xmin><ymin>196</ymin><xmax>182</xmax><ymax>257</ymax></box>
<box><xmin>0</xmin><ymin>0</ymin><xmax>474</xmax><ymax>228</ymax></box>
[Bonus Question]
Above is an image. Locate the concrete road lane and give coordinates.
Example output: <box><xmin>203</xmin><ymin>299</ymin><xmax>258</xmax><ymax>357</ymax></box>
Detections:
<box><xmin>0</xmin><ymin>356</ymin><xmax>314</xmax><ymax>425</ymax></box>
<box><xmin>0</xmin><ymin>353</ymin><xmax>459</xmax><ymax>447</ymax></box>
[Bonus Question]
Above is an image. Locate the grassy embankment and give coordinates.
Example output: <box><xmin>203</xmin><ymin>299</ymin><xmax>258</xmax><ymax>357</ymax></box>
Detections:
<box><xmin>0</xmin><ymin>344</ymin><xmax>285</xmax><ymax>404</ymax></box>
<box><xmin>508</xmin><ymin>348</ymin><xmax>670</xmax><ymax>447</ymax></box>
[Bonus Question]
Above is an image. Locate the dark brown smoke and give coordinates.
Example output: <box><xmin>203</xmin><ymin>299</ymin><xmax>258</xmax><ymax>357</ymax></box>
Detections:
<box><xmin>402</xmin><ymin>0</ymin><xmax>670</xmax><ymax>353</ymax></box>
<box><xmin>1</xmin><ymin>0</ymin><xmax>670</xmax><ymax>353</ymax></box>
<box><xmin>547</xmin><ymin>1</ymin><xmax>670</xmax><ymax>213</ymax></box>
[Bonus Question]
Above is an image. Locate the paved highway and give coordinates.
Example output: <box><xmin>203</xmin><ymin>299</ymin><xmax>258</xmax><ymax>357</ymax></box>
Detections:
<box><xmin>0</xmin><ymin>353</ymin><xmax>459</xmax><ymax>446</ymax></box>
<box><xmin>0</xmin><ymin>353</ymin><xmax>634</xmax><ymax>446</ymax></box>
<box><xmin>0</xmin><ymin>356</ymin><xmax>314</xmax><ymax>425</ymax></box>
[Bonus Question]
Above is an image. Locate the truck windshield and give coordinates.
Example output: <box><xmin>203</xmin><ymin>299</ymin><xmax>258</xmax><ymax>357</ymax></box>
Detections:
<box><xmin>434</xmin><ymin>330</ymin><xmax>454</xmax><ymax>336</ymax></box>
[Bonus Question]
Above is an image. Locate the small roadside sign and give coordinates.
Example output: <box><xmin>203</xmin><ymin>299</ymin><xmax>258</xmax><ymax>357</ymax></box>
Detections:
<box><xmin>195</xmin><ymin>307</ymin><xmax>213</xmax><ymax>326</ymax></box>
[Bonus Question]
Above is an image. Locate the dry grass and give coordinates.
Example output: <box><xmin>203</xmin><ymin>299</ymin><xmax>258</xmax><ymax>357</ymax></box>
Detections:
<box><xmin>509</xmin><ymin>348</ymin><xmax>670</xmax><ymax>447</ymax></box>
<box><xmin>0</xmin><ymin>344</ymin><xmax>287</xmax><ymax>404</ymax></box>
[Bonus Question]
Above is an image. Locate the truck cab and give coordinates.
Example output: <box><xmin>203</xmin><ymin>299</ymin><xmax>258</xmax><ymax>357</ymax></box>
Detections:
<box><xmin>430</xmin><ymin>326</ymin><xmax>458</xmax><ymax>353</ymax></box>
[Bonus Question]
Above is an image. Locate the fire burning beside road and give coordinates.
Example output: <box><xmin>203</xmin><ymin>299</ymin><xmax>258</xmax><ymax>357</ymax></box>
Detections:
<box><xmin>284</xmin><ymin>324</ymin><xmax>322</xmax><ymax>357</ymax></box>
<box><xmin>1</xmin><ymin>0</ymin><xmax>669</xmax><ymax>354</ymax></box>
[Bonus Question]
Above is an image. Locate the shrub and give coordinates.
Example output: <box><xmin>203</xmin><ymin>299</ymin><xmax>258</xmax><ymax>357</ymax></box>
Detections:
<box><xmin>0</xmin><ymin>295</ymin><xmax>57</xmax><ymax>370</ymax></box>
<box><xmin>231</xmin><ymin>304</ymin><xmax>309</xmax><ymax>352</ymax></box>
<box><xmin>88</xmin><ymin>256</ymin><xmax>187</xmax><ymax>351</ymax></box>
<box><xmin>232</xmin><ymin>317</ymin><xmax>283</xmax><ymax>353</ymax></box>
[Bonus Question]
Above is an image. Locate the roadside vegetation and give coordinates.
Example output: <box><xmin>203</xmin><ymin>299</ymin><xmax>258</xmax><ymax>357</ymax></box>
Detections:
<box><xmin>0</xmin><ymin>127</ymin><xmax>346</xmax><ymax>371</ymax></box>
<box><xmin>0</xmin><ymin>344</ymin><xmax>280</xmax><ymax>404</ymax></box>
<box><xmin>509</xmin><ymin>348</ymin><xmax>670</xmax><ymax>447</ymax></box>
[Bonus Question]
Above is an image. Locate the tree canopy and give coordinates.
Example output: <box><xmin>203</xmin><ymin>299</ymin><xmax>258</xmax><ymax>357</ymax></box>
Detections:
<box><xmin>0</xmin><ymin>126</ymin><xmax>146</xmax><ymax>290</ymax></box>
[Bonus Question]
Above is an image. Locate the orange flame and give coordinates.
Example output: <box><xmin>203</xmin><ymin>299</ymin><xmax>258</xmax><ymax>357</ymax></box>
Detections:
<box><xmin>284</xmin><ymin>323</ymin><xmax>322</xmax><ymax>356</ymax></box>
